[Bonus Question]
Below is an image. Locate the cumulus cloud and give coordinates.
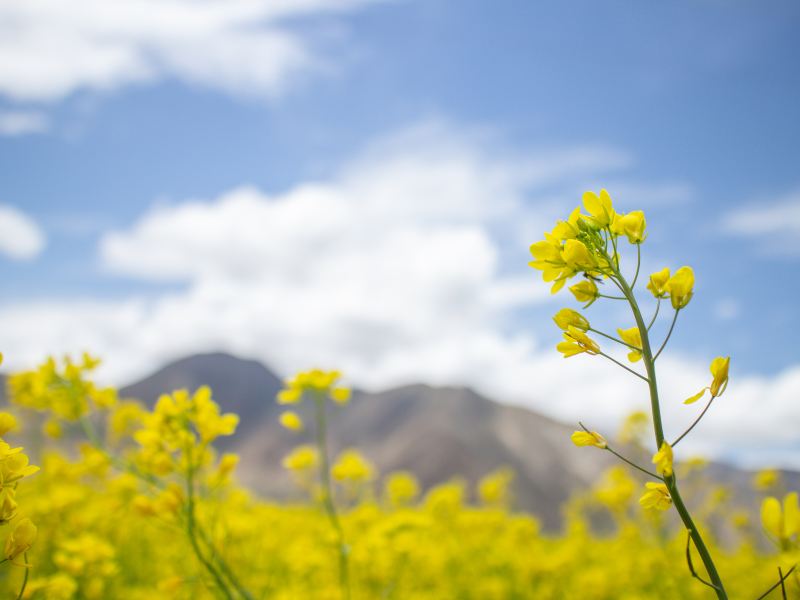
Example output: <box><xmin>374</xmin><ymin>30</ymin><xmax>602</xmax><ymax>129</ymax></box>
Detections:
<box><xmin>0</xmin><ymin>204</ymin><xmax>46</xmax><ymax>259</ymax></box>
<box><xmin>0</xmin><ymin>0</ymin><xmax>379</xmax><ymax>103</ymax></box>
<box><xmin>0</xmin><ymin>111</ymin><xmax>49</xmax><ymax>136</ymax></box>
<box><xmin>0</xmin><ymin>122</ymin><xmax>795</xmax><ymax>467</ymax></box>
<box><xmin>722</xmin><ymin>189</ymin><xmax>800</xmax><ymax>257</ymax></box>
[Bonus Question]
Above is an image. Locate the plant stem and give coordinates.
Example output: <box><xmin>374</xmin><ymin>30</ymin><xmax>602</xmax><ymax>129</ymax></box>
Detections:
<box><xmin>647</xmin><ymin>298</ymin><xmax>661</xmax><ymax>331</ymax></box>
<box><xmin>185</xmin><ymin>447</ymin><xmax>235</xmax><ymax>600</ymax></box>
<box><xmin>632</xmin><ymin>243</ymin><xmax>641</xmax><ymax>288</ymax></box>
<box><xmin>597</xmin><ymin>351</ymin><xmax>649</xmax><ymax>383</ymax></box>
<box><xmin>672</xmin><ymin>396</ymin><xmax>716</xmax><ymax>448</ymax></box>
<box><xmin>589</xmin><ymin>327</ymin><xmax>640</xmax><ymax>351</ymax></box>
<box><xmin>15</xmin><ymin>554</ymin><xmax>29</xmax><ymax>600</ymax></box>
<box><xmin>653</xmin><ymin>309</ymin><xmax>680</xmax><ymax>361</ymax></box>
<box><xmin>314</xmin><ymin>395</ymin><xmax>352</xmax><ymax>600</ymax></box>
<box><xmin>615</xmin><ymin>270</ymin><xmax>728</xmax><ymax>599</ymax></box>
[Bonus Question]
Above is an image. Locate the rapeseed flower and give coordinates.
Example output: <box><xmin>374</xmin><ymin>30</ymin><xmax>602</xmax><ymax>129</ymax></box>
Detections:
<box><xmin>569</xmin><ymin>279</ymin><xmax>599</xmax><ymax>304</ymax></box>
<box><xmin>664</xmin><ymin>266</ymin><xmax>694</xmax><ymax>310</ymax></box>
<box><xmin>553</xmin><ymin>308</ymin><xmax>590</xmax><ymax>332</ymax></box>
<box><xmin>616</xmin><ymin>326</ymin><xmax>642</xmax><ymax>362</ymax></box>
<box><xmin>571</xmin><ymin>430</ymin><xmax>607</xmax><ymax>449</ymax></box>
<box><xmin>646</xmin><ymin>267</ymin><xmax>670</xmax><ymax>298</ymax></box>
<box><xmin>557</xmin><ymin>327</ymin><xmax>600</xmax><ymax>357</ymax></box>
<box><xmin>652</xmin><ymin>442</ymin><xmax>673</xmax><ymax>477</ymax></box>
<box><xmin>639</xmin><ymin>483</ymin><xmax>671</xmax><ymax>511</ymax></box>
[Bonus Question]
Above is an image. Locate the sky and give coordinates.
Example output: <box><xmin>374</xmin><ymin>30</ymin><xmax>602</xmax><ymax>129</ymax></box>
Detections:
<box><xmin>0</xmin><ymin>0</ymin><xmax>799</xmax><ymax>468</ymax></box>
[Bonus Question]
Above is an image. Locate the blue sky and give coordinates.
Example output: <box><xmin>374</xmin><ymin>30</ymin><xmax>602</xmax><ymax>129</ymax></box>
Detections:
<box><xmin>0</xmin><ymin>0</ymin><xmax>798</xmax><ymax>466</ymax></box>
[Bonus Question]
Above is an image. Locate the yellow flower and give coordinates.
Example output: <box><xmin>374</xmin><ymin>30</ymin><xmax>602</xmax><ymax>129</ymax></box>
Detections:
<box><xmin>652</xmin><ymin>442</ymin><xmax>673</xmax><ymax>477</ymax></box>
<box><xmin>0</xmin><ymin>413</ymin><xmax>17</xmax><ymax>436</ymax></box>
<box><xmin>4</xmin><ymin>517</ymin><xmax>37</xmax><ymax>561</ymax></box>
<box><xmin>0</xmin><ymin>489</ymin><xmax>18</xmax><ymax>524</ymax></box>
<box><xmin>684</xmin><ymin>356</ymin><xmax>731</xmax><ymax>404</ymax></box>
<box><xmin>753</xmin><ymin>468</ymin><xmax>780</xmax><ymax>491</ymax></box>
<box><xmin>639</xmin><ymin>483</ymin><xmax>672</xmax><ymax>511</ymax></box>
<box><xmin>664</xmin><ymin>266</ymin><xmax>694</xmax><ymax>309</ymax></box>
<box><xmin>282</xmin><ymin>445</ymin><xmax>318</xmax><ymax>473</ymax></box>
<box><xmin>276</xmin><ymin>388</ymin><xmax>302</xmax><ymax>405</ymax></box>
<box><xmin>331</xmin><ymin>449</ymin><xmax>375</xmax><ymax>484</ymax></box>
<box><xmin>582</xmin><ymin>189</ymin><xmax>616</xmax><ymax>228</ymax></box>
<box><xmin>611</xmin><ymin>211</ymin><xmax>647</xmax><ymax>244</ymax></box>
<box><xmin>709</xmin><ymin>356</ymin><xmax>730</xmax><ymax>397</ymax></box>
<box><xmin>761</xmin><ymin>492</ymin><xmax>799</xmax><ymax>544</ymax></box>
<box><xmin>616</xmin><ymin>326</ymin><xmax>642</xmax><ymax>362</ymax></box>
<box><xmin>569</xmin><ymin>279</ymin><xmax>599</xmax><ymax>303</ymax></box>
<box><xmin>279</xmin><ymin>411</ymin><xmax>303</xmax><ymax>431</ymax></box>
<box><xmin>478</xmin><ymin>468</ymin><xmax>515</xmax><ymax>507</ymax></box>
<box><xmin>557</xmin><ymin>327</ymin><xmax>600</xmax><ymax>358</ymax></box>
<box><xmin>384</xmin><ymin>471</ymin><xmax>420</xmax><ymax>507</ymax></box>
<box><xmin>553</xmin><ymin>308</ymin><xmax>589</xmax><ymax>332</ymax></box>
<box><xmin>571</xmin><ymin>430</ymin><xmax>607</xmax><ymax>449</ymax></box>
<box><xmin>646</xmin><ymin>267</ymin><xmax>670</xmax><ymax>298</ymax></box>
<box><xmin>330</xmin><ymin>387</ymin><xmax>351</xmax><ymax>405</ymax></box>
<box><xmin>562</xmin><ymin>239</ymin><xmax>596</xmax><ymax>271</ymax></box>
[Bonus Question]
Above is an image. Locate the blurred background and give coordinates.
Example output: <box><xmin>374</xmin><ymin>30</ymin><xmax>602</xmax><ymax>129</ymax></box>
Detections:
<box><xmin>0</xmin><ymin>0</ymin><xmax>798</xmax><ymax>489</ymax></box>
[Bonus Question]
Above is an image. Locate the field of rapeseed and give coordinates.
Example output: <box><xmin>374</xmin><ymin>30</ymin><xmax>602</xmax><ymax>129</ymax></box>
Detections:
<box><xmin>0</xmin><ymin>190</ymin><xmax>797</xmax><ymax>599</ymax></box>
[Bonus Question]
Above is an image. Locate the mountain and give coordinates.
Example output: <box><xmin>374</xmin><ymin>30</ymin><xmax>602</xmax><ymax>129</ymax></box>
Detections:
<box><xmin>3</xmin><ymin>353</ymin><xmax>797</xmax><ymax>530</ymax></box>
<box><xmin>119</xmin><ymin>353</ymin><xmax>613</xmax><ymax>527</ymax></box>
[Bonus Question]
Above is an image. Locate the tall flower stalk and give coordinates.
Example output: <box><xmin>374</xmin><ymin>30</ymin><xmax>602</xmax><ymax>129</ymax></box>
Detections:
<box><xmin>530</xmin><ymin>190</ymin><xmax>729</xmax><ymax>598</ymax></box>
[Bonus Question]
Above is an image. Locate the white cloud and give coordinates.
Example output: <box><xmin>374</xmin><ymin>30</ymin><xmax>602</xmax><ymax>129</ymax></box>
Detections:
<box><xmin>722</xmin><ymin>189</ymin><xmax>800</xmax><ymax>257</ymax></box>
<box><xmin>0</xmin><ymin>111</ymin><xmax>49</xmax><ymax>136</ymax></box>
<box><xmin>0</xmin><ymin>0</ymin><xmax>380</xmax><ymax>103</ymax></box>
<box><xmin>1</xmin><ymin>121</ymin><xmax>794</xmax><ymax>467</ymax></box>
<box><xmin>0</xmin><ymin>204</ymin><xmax>46</xmax><ymax>259</ymax></box>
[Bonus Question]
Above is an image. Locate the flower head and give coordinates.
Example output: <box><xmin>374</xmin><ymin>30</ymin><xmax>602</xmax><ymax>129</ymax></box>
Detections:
<box><xmin>664</xmin><ymin>266</ymin><xmax>694</xmax><ymax>310</ymax></box>
<box><xmin>582</xmin><ymin>189</ymin><xmax>616</xmax><ymax>228</ymax></box>
<box><xmin>553</xmin><ymin>308</ymin><xmax>589</xmax><ymax>332</ymax></box>
<box><xmin>761</xmin><ymin>492</ymin><xmax>799</xmax><ymax>545</ymax></box>
<box><xmin>652</xmin><ymin>442</ymin><xmax>673</xmax><ymax>477</ymax></box>
<box><xmin>571</xmin><ymin>430</ymin><xmax>607</xmax><ymax>449</ymax></box>
<box><xmin>639</xmin><ymin>482</ymin><xmax>672</xmax><ymax>511</ymax></box>
<box><xmin>611</xmin><ymin>211</ymin><xmax>647</xmax><ymax>244</ymax></box>
<box><xmin>646</xmin><ymin>268</ymin><xmax>671</xmax><ymax>298</ymax></box>
<box><xmin>709</xmin><ymin>356</ymin><xmax>730</xmax><ymax>397</ymax></box>
<box><xmin>4</xmin><ymin>518</ymin><xmax>36</xmax><ymax>561</ymax></box>
<box><xmin>279</xmin><ymin>411</ymin><xmax>303</xmax><ymax>431</ymax></box>
<box><xmin>616</xmin><ymin>326</ymin><xmax>642</xmax><ymax>362</ymax></box>
<box><xmin>557</xmin><ymin>327</ymin><xmax>600</xmax><ymax>358</ymax></box>
<box><xmin>569</xmin><ymin>279</ymin><xmax>599</xmax><ymax>304</ymax></box>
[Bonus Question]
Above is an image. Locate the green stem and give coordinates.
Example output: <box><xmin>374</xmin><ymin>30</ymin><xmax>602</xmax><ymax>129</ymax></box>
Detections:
<box><xmin>615</xmin><ymin>270</ymin><xmax>728</xmax><ymax>599</ymax></box>
<box><xmin>590</xmin><ymin>327</ymin><xmax>641</xmax><ymax>351</ymax></box>
<box><xmin>185</xmin><ymin>445</ymin><xmax>235</xmax><ymax>600</ymax></box>
<box><xmin>15</xmin><ymin>553</ymin><xmax>29</xmax><ymax>600</ymax></box>
<box><xmin>632</xmin><ymin>243</ymin><xmax>642</xmax><ymax>288</ymax></box>
<box><xmin>314</xmin><ymin>395</ymin><xmax>352</xmax><ymax>600</ymax></box>
<box><xmin>647</xmin><ymin>298</ymin><xmax>661</xmax><ymax>331</ymax></box>
<box><xmin>653</xmin><ymin>309</ymin><xmax>680</xmax><ymax>361</ymax></box>
<box><xmin>672</xmin><ymin>396</ymin><xmax>716</xmax><ymax>448</ymax></box>
<box><xmin>597</xmin><ymin>351</ymin><xmax>649</xmax><ymax>383</ymax></box>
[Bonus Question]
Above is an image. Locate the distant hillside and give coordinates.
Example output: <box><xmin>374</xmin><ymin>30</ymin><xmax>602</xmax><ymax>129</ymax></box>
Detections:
<box><xmin>119</xmin><ymin>353</ymin><xmax>614</xmax><ymax>527</ymax></box>
<box><xmin>3</xmin><ymin>353</ymin><xmax>798</xmax><ymax>530</ymax></box>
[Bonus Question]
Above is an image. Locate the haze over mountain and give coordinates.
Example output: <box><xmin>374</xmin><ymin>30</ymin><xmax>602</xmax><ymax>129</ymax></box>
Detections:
<box><xmin>2</xmin><ymin>352</ymin><xmax>795</xmax><ymax>530</ymax></box>
<box><xmin>119</xmin><ymin>352</ymin><xmax>614</xmax><ymax>527</ymax></box>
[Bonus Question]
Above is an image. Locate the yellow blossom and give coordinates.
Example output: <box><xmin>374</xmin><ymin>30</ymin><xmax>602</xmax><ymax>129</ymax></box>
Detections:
<box><xmin>553</xmin><ymin>308</ymin><xmax>589</xmax><ymax>332</ymax></box>
<box><xmin>384</xmin><ymin>472</ymin><xmax>420</xmax><ymax>507</ymax></box>
<box><xmin>331</xmin><ymin>449</ymin><xmax>375</xmax><ymax>484</ymax></box>
<box><xmin>709</xmin><ymin>356</ymin><xmax>730</xmax><ymax>397</ymax></box>
<box><xmin>582</xmin><ymin>189</ymin><xmax>616</xmax><ymax>228</ymax></box>
<box><xmin>569</xmin><ymin>279</ymin><xmax>599</xmax><ymax>303</ymax></box>
<box><xmin>664</xmin><ymin>266</ymin><xmax>694</xmax><ymax>309</ymax></box>
<box><xmin>571</xmin><ymin>430</ymin><xmax>607</xmax><ymax>449</ymax></box>
<box><xmin>754</xmin><ymin>468</ymin><xmax>780</xmax><ymax>491</ymax></box>
<box><xmin>557</xmin><ymin>327</ymin><xmax>600</xmax><ymax>358</ymax></box>
<box><xmin>639</xmin><ymin>482</ymin><xmax>672</xmax><ymax>511</ymax></box>
<box><xmin>478</xmin><ymin>468</ymin><xmax>515</xmax><ymax>507</ymax></box>
<box><xmin>652</xmin><ymin>442</ymin><xmax>673</xmax><ymax>477</ymax></box>
<box><xmin>611</xmin><ymin>211</ymin><xmax>647</xmax><ymax>244</ymax></box>
<box><xmin>282</xmin><ymin>445</ymin><xmax>319</xmax><ymax>473</ymax></box>
<box><xmin>616</xmin><ymin>326</ymin><xmax>642</xmax><ymax>362</ymax></box>
<box><xmin>761</xmin><ymin>492</ymin><xmax>799</xmax><ymax>544</ymax></box>
<box><xmin>4</xmin><ymin>517</ymin><xmax>37</xmax><ymax>561</ymax></box>
<box><xmin>646</xmin><ymin>267</ymin><xmax>671</xmax><ymax>298</ymax></box>
<box><xmin>684</xmin><ymin>356</ymin><xmax>731</xmax><ymax>404</ymax></box>
<box><xmin>331</xmin><ymin>387</ymin><xmax>351</xmax><ymax>405</ymax></box>
<box><xmin>562</xmin><ymin>239</ymin><xmax>596</xmax><ymax>271</ymax></box>
<box><xmin>0</xmin><ymin>413</ymin><xmax>17</xmax><ymax>436</ymax></box>
<box><xmin>279</xmin><ymin>411</ymin><xmax>303</xmax><ymax>431</ymax></box>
